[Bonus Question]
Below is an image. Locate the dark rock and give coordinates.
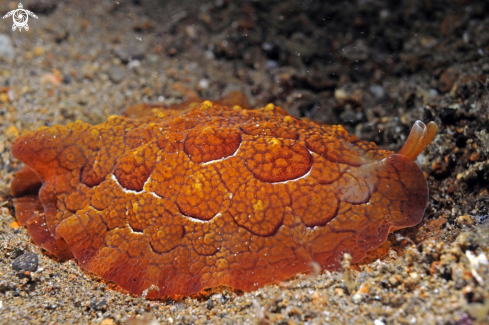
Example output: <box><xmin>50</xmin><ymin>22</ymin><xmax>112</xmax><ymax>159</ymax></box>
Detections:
<box><xmin>439</xmin><ymin>106</ymin><xmax>461</xmax><ymax>124</ymax></box>
<box><xmin>262</xmin><ymin>42</ymin><xmax>280</xmax><ymax>61</ymax></box>
<box><xmin>12</xmin><ymin>252</ymin><xmax>39</xmax><ymax>272</ymax></box>
<box><xmin>206</xmin><ymin>299</ymin><xmax>215</xmax><ymax>310</ymax></box>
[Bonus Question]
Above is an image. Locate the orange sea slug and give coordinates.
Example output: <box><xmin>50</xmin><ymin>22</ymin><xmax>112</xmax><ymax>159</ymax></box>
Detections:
<box><xmin>10</xmin><ymin>100</ymin><xmax>437</xmax><ymax>298</ymax></box>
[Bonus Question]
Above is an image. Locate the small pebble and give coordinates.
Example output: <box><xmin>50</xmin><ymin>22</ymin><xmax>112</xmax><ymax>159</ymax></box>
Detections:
<box><xmin>334</xmin><ymin>88</ymin><xmax>348</xmax><ymax>102</ymax></box>
<box><xmin>108</xmin><ymin>66</ymin><xmax>125</xmax><ymax>83</ymax></box>
<box><xmin>12</xmin><ymin>252</ymin><xmax>39</xmax><ymax>272</ymax></box>
<box><xmin>33</xmin><ymin>46</ymin><xmax>44</xmax><ymax>56</ymax></box>
<box><xmin>369</xmin><ymin>84</ymin><xmax>385</xmax><ymax>99</ymax></box>
<box><xmin>352</xmin><ymin>293</ymin><xmax>363</xmax><ymax>303</ymax></box>
<box><xmin>198</xmin><ymin>78</ymin><xmax>209</xmax><ymax>89</ymax></box>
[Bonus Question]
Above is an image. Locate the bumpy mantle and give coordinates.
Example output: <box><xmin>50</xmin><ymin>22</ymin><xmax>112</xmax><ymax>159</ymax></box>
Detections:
<box><xmin>10</xmin><ymin>101</ymin><xmax>437</xmax><ymax>298</ymax></box>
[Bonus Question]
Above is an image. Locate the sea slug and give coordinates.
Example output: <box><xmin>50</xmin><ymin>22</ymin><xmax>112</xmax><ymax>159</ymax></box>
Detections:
<box><xmin>10</xmin><ymin>100</ymin><xmax>437</xmax><ymax>298</ymax></box>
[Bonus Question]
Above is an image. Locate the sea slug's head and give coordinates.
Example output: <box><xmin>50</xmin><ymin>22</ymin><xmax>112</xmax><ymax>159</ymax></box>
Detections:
<box><xmin>363</xmin><ymin>121</ymin><xmax>438</xmax><ymax>230</ymax></box>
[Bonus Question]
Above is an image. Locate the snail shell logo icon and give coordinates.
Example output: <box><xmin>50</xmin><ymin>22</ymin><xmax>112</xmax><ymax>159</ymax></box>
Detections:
<box><xmin>3</xmin><ymin>3</ymin><xmax>38</xmax><ymax>32</ymax></box>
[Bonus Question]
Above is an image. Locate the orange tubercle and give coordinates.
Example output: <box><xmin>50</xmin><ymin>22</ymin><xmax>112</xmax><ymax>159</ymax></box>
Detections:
<box><xmin>398</xmin><ymin>121</ymin><xmax>438</xmax><ymax>161</ymax></box>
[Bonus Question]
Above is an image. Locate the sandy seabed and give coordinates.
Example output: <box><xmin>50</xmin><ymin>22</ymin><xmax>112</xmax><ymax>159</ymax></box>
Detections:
<box><xmin>0</xmin><ymin>0</ymin><xmax>488</xmax><ymax>324</ymax></box>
